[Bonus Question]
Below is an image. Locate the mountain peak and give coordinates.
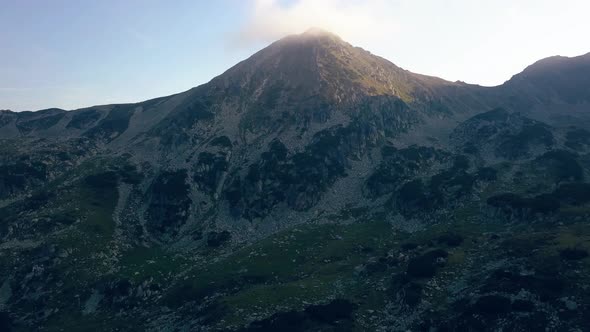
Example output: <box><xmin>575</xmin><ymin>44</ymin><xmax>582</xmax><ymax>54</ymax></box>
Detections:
<box><xmin>519</xmin><ymin>52</ymin><xmax>590</xmax><ymax>75</ymax></box>
<box><xmin>211</xmin><ymin>28</ymin><xmax>453</xmax><ymax>106</ymax></box>
<box><xmin>277</xmin><ymin>27</ymin><xmax>344</xmax><ymax>46</ymax></box>
<box><xmin>504</xmin><ymin>51</ymin><xmax>590</xmax><ymax>104</ymax></box>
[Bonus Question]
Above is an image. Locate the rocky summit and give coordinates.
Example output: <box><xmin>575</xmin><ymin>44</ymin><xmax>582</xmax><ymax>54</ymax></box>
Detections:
<box><xmin>1</xmin><ymin>29</ymin><xmax>590</xmax><ymax>331</ymax></box>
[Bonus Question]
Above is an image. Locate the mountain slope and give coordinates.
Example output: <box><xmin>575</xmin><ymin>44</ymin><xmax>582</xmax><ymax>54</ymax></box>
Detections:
<box><xmin>495</xmin><ymin>52</ymin><xmax>590</xmax><ymax>125</ymax></box>
<box><xmin>1</xmin><ymin>30</ymin><xmax>590</xmax><ymax>331</ymax></box>
<box><xmin>506</xmin><ymin>52</ymin><xmax>590</xmax><ymax>104</ymax></box>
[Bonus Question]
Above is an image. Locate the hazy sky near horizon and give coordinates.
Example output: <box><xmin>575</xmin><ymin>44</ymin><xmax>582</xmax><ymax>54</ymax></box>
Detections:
<box><xmin>1</xmin><ymin>0</ymin><xmax>589</xmax><ymax>111</ymax></box>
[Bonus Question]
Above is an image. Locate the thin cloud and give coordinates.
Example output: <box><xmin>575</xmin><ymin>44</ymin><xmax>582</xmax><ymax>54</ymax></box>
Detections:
<box><xmin>234</xmin><ymin>0</ymin><xmax>399</xmax><ymax>47</ymax></box>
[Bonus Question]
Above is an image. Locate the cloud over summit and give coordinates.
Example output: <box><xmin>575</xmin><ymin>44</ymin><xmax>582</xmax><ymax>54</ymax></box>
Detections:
<box><xmin>235</xmin><ymin>0</ymin><xmax>398</xmax><ymax>46</ymax></box>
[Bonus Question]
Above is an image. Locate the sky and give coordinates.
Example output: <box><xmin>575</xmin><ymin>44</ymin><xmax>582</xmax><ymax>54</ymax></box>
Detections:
<box><xmin>1</xmin><ymin>0</ymin><xmax>589</xmax><ymax>112</ymax></box>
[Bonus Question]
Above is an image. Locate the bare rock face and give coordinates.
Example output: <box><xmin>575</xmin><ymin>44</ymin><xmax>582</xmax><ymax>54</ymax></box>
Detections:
<box><xmin>451</xmin><ymin>108</ymin><xmax>555</xmax><ymax>161</ymax></box>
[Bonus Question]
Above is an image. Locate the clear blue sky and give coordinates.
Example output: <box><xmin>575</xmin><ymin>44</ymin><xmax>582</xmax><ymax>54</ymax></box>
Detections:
<box><xmin>2</xmin><ymin>0</ymin><xmax>588</xmax><ymax>111</ymax></box>
<box><xmin>0</xmin><ymin>1</ymin><xmax>262</xmax><ymax>111</ymax></box>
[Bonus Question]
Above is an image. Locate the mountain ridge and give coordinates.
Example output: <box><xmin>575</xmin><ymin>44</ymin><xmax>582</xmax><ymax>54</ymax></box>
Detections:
<box><xmin>4</xmin><ymin>30</ymin><xmax>589</xmax><ymax>114</ymax></box>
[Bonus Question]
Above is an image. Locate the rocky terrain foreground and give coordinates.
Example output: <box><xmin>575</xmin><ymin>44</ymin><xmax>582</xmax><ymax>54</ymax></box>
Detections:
<box><xmin>1</xmin><ymin>29</ymin><xmax>590</xmax><ymax>331</ymax></box>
